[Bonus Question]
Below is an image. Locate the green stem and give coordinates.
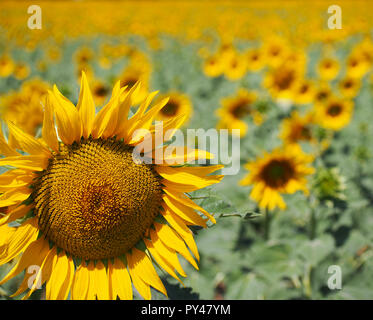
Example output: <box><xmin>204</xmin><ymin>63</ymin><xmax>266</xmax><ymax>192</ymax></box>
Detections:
<box><xmin>309</xmin><ymin>207</ymin><xmax>316</xmax><ymax>240</ymax></box>
<box><xmin>263</xmin><ymin>208</ymin><xmax>271</xmax><ymax>241</ymax></box>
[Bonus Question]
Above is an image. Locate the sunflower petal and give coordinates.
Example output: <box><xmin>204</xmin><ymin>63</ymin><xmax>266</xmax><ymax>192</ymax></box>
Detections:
<box><xmin>108</xmin><ymin>258</ymin><xmax>133</xmax><ymax>300</ymax></box>
<box><xmin>76</xmin><ymin>71</ymin><xmax>96</xmax><ymax>139</ymax></box>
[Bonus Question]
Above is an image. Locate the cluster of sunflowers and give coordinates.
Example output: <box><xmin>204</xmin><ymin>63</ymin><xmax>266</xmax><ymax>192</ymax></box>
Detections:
<box><xmin>0</xmin><ymin>0</ymin><xmax>373</xmax><ymax>301</ymax></box>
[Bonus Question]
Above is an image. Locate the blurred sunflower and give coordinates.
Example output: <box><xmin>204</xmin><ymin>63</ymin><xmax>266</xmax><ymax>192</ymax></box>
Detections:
<box><xmin>314</xmin><ymin>97</ymin><xmax>354</xmax><ymax>131</ymax></box>
<box><xmin>240</xmin><ymin>144</ymin><xmax>314</xmax><ymax>210</ymax></box>
<box><xmin>0</xmin><ymin>72</ymin><xmax>223</xmax><ymax>300</ymax></box>
<box><xmin>74</xmin><ymin>46</ymin><xmax>95</xmax><ymax>66</ymax></box>
<box><xmin>293</xmin><ymin>79</ymin><xmax>315</xmax><ymax>105</ymax></box>
<box><xmin>317</xmin><ymin>57</ymin><xmax>339</xmax><ymax>81</ymax></box>
<box><xmin>155</xmin><ymin>92</ymin><xmax>193</xmax><ymax>125</ymax></box>
<box><xmin>90</xmin><ymin>80</ymin><xmax>110</xmax><ymax>107</ymax></box>
<box><xmin>203</xmin><ymin>54</ymin><xmax>224</xmax><ymax>78</ymax></box>
<box><xmin>223</xmin><ymin>51</ymin><xmax>247</xmax><ymax>81</ymax></box>
<box><xmin>0</xmin><ymin>54</ymin><xmax>14</xmax><ymax>78</ymax></box>
<box><xmin>0</xmin><ymin>79</ymin><xmax>50</xmax><ymax>140</ymax></box>
<box><xmin>338</xmin><ymin>76</ymin><xmax>361</xmax><ymax>99</ymax></box>
<box><xmin>246</xmin><ymin>48</ymin><xmax>265</xmax><ymax>72</ymax></box>
<box><xmin>216</xmin><ymin>89</ymin><xmax>260</xmax><ymax>137</ymax></box>
<box><xmin>280</xmin><ymin>111</ymin><xmax>315</xmax><ymax>145</ymax></box>
<box><xmin>313</xmin><ymin>82</ymin><xmax>332</xmax><ymax>103</ymax></box>
<box><xmin>346</xmin><ymin>52</ymin><xmax>370</xmax><ymax>79</ymax></box>
<box><xmin>262</xmin><ymin>36</ymin><xmax>289</xmax><ymax>68</ymax></box>
<box><xmin>13</xmin><ymin>62</ymin><xmax>30</xmax><ymax>80</ymax></box>
<box><xmin>263</xmin><ymin>62</ymin><xmax>300</xmax><ymax>102</ymax></box>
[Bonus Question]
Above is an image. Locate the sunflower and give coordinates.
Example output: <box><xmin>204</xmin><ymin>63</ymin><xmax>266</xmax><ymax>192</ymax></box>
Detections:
<box><xmin>13</xmin><ymin>63</ymin><xmax>30</xmax><ymax>80</ymax></box>
<box><xmin>280</xmin><ymin>111</ymin><xmax>315</xmax><ymax>145</ymax></box>
<box><xmin>317</xmin><ymin>57</ymin><xmax>339</xmax><ymax>81</ymax></box>
<box><xmin>338</xmin><ymin>76</ymin><xmax>361</xmax><ymax>99</ymax></box>
<box><xmin>292</xmin><ymin>79</ymin><xmax>315</xmax><ymax>105</ymax></box>
<box><xmin>216</xmin><ymin>89</ymin><xmax>260</xmax><ymax>137</ymax></box>
<box><xmin>203</xmin><ymin>54</ymin><xmax>224</xmax><ymax>78</ymax></box>
<box><xmin>245</xmin><ymin>48</ymin><xmax>265</xmax><ymax>72</ymax></box>
<box><xmin>0</xmin><ymin>72</ymin><xmax>223</xmax><ymax>300</ymax></box>
<box><xmin>0</xmin><ymin>78</ymin><xmax>50</xmax><ymax>140</ymax></box>
<box><xmin>314</xmin><ymin>97</ymin><xmax>354</xmax><ymax>131</ymax></box>
<box><xmin>346</xmin><ymin>52</ymin><xmax>370</xmax><ymax>79</ymax></box>
<box><xmin>90</xmin><ymin>80</ymin><xmax>110</xmax><ymax>107</ymax></box>
<box><xmin>0</xmin><ymin>54</ymin><xmax>14</xmax><ymax>78</ymax></box>
<box><xmin>262</xmin><ymin>36</ymin><xmax>289</xmax><ymax>68</ymax></box>
<box><xmin>240</xmin><ymin>144</ymin><xmax>314</xmax><ymax>210</ymax></box>
<box><xmin>155</xmin><ymin>92</ymin><xmax>193</xmax><ymax>125</ymax></box>
<box><xmin>263</xmin><ymin>62</ymin><xmax>300</xmax><ymax>102</ymax></box>
<box><xmin>74</xmin><ymin>46</ymin><xmax>94</xmax><ymax>66</ymax></box>
<box><xmin>313</xmin><ymin>82</ymin><xmax>332</xmax><ymax>104</ymax></box>
<box><xmin>223</xmin><ymin>51</ymin><xmax>247</xmax><ymax>81</ymax></box>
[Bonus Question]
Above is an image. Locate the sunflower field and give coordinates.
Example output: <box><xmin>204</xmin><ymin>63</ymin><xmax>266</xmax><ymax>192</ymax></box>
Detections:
<box><xmin>0</xmin><ymin>0</ymin><xmax>373</xmax><ymax>301</ymax></box>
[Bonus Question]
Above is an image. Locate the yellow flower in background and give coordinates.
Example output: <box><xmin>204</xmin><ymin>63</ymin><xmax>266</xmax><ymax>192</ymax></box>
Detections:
<box><xmin>216</xmin><ymin>89</ymin><xmax>260</xmax><ymax>137</ymax></box>
<box><xmin>0</xmin><ymin>73</ymin><xmax>223</xmax><ymax>300</ymax></box>
<box><xmin>315</xmin><ymin>97</ymin><xmax>354</xmax><ymax>131</ymax></box>
<box><xmin>74</xmin><ymin>46</ymin><xmax>95</xmax><ymax>66</ymax></box>
<box><xmin>263</xmin><ymin>62</ymin><xmax>300</xmax><ymax>102</ymax></box>
<box><xmin>90</xmin><ymin>80</ymin><xmax>111</xmax><ymax>106</ymax></box>
<box><xmin>338</xmin><ymin>76</ymin><xmax>361</xmax><ymax>99</ymax></box>
<box><xmin>223</xmin><ymin>51</ymin><xmax>248</xmax><ymax>81</ymax></box>
<box><xmin>47</xmin><ymin>46</ymin><xmax>62</xmax><ymax>62</ymax></box>
<box><xmin>262</xmin><ymin>36</ymin><xmax>289</xmax><ymax>68</ymax></box>
<box><xmin>203</xmin><ymin>54</ymin><xmax>224</xmax><ymax>78</ymax></box>
<box><xmin>346</xmin><ymin>52</ymin><xmax>370</xmax><ymax>79</ymax></box>
<box><xmin>155</xmin><ymin>91</ymin><xmax>193</xmax><ymax>125</ymax></box>
<box><xmin>0</xmin><ymin>78</ymin><xmax>50</xmax><ymax>141</ymax></box>
<box><xmin>313</xmin><ymin>82</ymin><xmax>332</xmax><ymax>104</ymax></box>
<box><xmin>13</xmin><ymin>62</ymin><xmax>30</xmax><ymax>80</ymax></box>
<box><xmin>245</xmin><ymin>47</ymin><xmax>265</xmax><ymax>72</ymax></box>
<box><xmin>0</xmin><ymin>54</ymin><xmax>14</xmax><ymax>78</ymax></box>
<box><xmin>280</xmin><ymin>111</ymin><xmax>315</xmax><ymax>145</ymax></box>
<box><xmin>317</xmin><ymin>57</ymin><xmax>340</xmax><ymax>81</ymax></box>
<box><xmin>293</xmin><ymin>79</ymin><xmax>315</xmax><ymax>105</ymax></box>
<box><xmin>240</xmin><ymin>144</ymin><xmax>314</xmax><ymax>210</ymax></box>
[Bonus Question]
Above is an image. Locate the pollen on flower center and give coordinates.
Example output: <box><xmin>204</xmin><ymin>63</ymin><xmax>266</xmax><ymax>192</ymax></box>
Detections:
<box><xmin>32</xmin><ymin>137</ymin><xmax>163</xmax><ymax>260</ymax></box>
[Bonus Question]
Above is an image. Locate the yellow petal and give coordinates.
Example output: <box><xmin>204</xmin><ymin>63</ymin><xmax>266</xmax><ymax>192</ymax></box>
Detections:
<box><xmin>154</xmin><ymin>222</ymin><xmax>198</xmax><ymax>270</ymax></box>
<box><xmin>0</xmin><ymin>155</ymin><xmax>48</xmax><ymax>171</ymax></box>
<box><xmin>108</xmin><ymin>258</ymin><xmax>133</xmax><ymax>300</ymax></box>
<box><xmin>76</xmin><ymin>71</ymin><xmax>95</xmax><ymax>139</ymax></box>
<box><xmin>163</xmin><ymin>196</ymin><xmax>207</xmax><ymax>227</ymax></box>
<box><xmin>127</xmin><ymin>247</ymin><xmax>167</xmax><ymax>297</ymax></box>
<box><xmin>0</xmin><ymin>204</ymin><xmax>33</xmax><ymax>226</ymax></box>
<box><xmin>0</xmin><ymin>186</ymin><xmax>31</xmax><ymax>207</ymax></box>
<box><xmin>71</xmin><ymin>262</ymin><xmax>89</xmax><ymax>300</ymax></box>
<box><xmin>7</xmin><ymin>122</ymin><xmax>50</xmax><ymax>156</ymax></box>
<box><xmin>164</xmin><ymin>188</ymin><xmax>216</xmax><ymax>224</ymax></box>
<box><xmin>50</xmin><ymin>86</ymin><xmax>82</xmax><ymax>145</ymax></box>
<box><xmin>126</xmin><ymin>251</ymin><xmax>151</xmax><ymax>300</ymax></box>
<box><xmin>42</xmin><ymin>95</ymin><xmax>59</xmax><ymax>152</ymax></box>
<box><xmin>46</xmin><ymin>251</ymin><xmax>74</xmax><ymax>300</ymax></box>
<box><xmin>0</xmin><ymin>217</ymin><xmax>38</xmax><ymax>265</ymax></box>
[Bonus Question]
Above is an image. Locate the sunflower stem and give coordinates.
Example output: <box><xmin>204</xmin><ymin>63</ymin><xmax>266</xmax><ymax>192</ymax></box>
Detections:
<box><xmin>263</xmin><ymin>207</ymin><xmax>271</xmax><ymax>241</ymax></box>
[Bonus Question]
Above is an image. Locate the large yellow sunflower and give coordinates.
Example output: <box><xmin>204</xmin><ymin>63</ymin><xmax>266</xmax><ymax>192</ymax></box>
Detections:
<box><xmin>0</xmin><ymin>72</ymin><xmax>223</xmax><ymax>300</ymax></box>
<box><xmin>240</xmin><ymin>144</ymin><xmax>314</xmax><ymax>210</ymax></box>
